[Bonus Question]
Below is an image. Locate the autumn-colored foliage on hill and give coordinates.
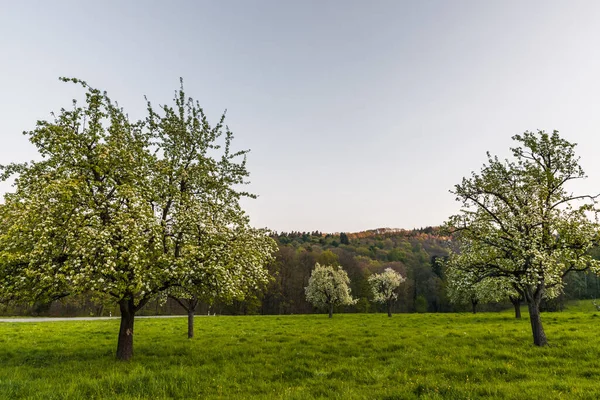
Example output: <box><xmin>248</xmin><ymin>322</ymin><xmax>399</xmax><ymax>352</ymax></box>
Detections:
<box><xmin>344</xmin><ymin>226</ymin><xmax>451</xmax><ymax>241</ymax></box>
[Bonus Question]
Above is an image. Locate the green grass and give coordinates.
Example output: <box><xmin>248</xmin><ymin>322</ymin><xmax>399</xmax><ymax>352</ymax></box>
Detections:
<box><xmin>1</xmin><ymin>310</ymin><xmax>600</xmax><ymax>399</ymax></box>
<box><xmin>565</xmin><ymin>299</ymin><xmax>600</xmax><ymax>313</ymax></box>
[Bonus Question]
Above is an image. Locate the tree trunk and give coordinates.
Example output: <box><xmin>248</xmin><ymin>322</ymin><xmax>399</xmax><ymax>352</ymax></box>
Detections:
<box><xmin>527</xmin><ymin>301</ymin><xmax>547</xmax><ymax>346</ymax></box>
<box><xmin>188</xmin><ymin>309</ymin><xmax>195</xmax><ymax>339</ymax></box>
<box><xmin>116</xmin><ymin>298</ymin><xmax>135</xmax><ymax>361</ymax></box>
<box><xmin>328</xmin><ymin>302</ymin><xmax>333</xmax><ymax>318</ymax></box>
<box><xmin>471</xmin><ymin>299</ymin><xmax>478</xmax><ymax>314</ymax></box>
<box><xmin>525</xmin><ymin>286</ymin><xmax>547</xmax><ymax>346</ymax></box>
<box><xmin>186</xmin><ymin>297</ymin><xmax>199</xmax><ymax>339</ymax></box>
<box><xmin>387</xmin><ymin>300</ymin><xmax>392</xmax><ymax>317</ymax></box>
<box><xmin>510</xmin><ymin>296</ymin><xmax>522</xmax><ymax>319</ymax></box>
<box><xmin>171</xmin><ymin>295</ymin><xmax>199</xmax><ymax>339</ymax></box>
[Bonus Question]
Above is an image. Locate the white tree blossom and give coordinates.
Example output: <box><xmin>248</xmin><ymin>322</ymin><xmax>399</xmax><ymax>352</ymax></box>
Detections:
<box><xmin>368</xmin><ymin>268</ymin><xmax>405</xmax><ymax>317</ymax></box>
<box><xmin>445</xmin><ymin>267</ymin><xmax>519</xmax><ymax>314</ymax></box>
<box><xmin>305</xmin><ymin>263</ymin><xmax>356</xmax><ymax>318</ymax></box>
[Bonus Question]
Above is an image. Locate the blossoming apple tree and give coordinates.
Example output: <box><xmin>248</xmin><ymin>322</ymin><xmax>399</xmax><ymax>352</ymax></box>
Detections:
<box><xmin>368</xmin><ymin>267</ymin><xmax>405</xmax><ymax>317</ymax></box>
<box><xmin>446</xmin><ymin>130</ymin><xmax>599</xmax><ymax>346</ymax></box>
<box><xmin>144</xmin><ymin>83</ymin><xmax>275</xmax><ymax>339</ymax></box>
<box><xmin>305</xmin><ymin>263</ymin><xmax>356</xmax><ymax>318</ymax></box>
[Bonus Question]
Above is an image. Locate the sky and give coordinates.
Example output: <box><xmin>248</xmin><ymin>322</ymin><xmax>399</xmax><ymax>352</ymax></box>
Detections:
<box><xmin>2</xmin><ymin>0</ymin><xmax>600</xmax><ymax>233</ymax></box>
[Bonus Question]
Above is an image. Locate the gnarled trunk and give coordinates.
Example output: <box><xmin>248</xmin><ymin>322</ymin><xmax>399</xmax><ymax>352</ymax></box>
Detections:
<box><xmin>525</xmin><ymin>286</ymin><xmax>547</xmax><ymax>346</ymax></box>
<box><xmin>116</xmin><ymin>298</ymin><xmax>136</xmax><ymax>361</ymax></box>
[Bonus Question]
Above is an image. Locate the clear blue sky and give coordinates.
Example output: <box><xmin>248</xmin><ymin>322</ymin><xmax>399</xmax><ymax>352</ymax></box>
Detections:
<box><xmin>2</xmin><ymin>0</ymin><xmax>600</xmax><ymax>233</ymax></box>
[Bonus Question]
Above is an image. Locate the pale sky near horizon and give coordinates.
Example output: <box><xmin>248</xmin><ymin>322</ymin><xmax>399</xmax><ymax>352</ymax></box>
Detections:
<box><xmin>2</xmin><ymin>1</ymin><xmax>600</xmax><ymax>233</ymax></box>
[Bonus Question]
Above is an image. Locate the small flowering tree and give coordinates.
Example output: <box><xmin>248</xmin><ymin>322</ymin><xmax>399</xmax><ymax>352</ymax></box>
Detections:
<box><xmin>144</xmin><ymin>83</ymin><xmax>276</xmax><ymax>339</ymax></box>
<box><xmin>305</xmin><ymin>263</ymin><xmax>356</xmax><ymax>318</ymax></box>
<box><xmin>168</xmin><ymin>223</ymin><xmax>276</xmax><ymax>339</ymax></box>
<box><xmin>446</xmin><ymin>268</ymin><xmax>519</xmax><ymax>314</ymax></box>
<box><xmin>368</xmin><ymin>268</ymin><xmax>405</xmax><ymax>317</ymax></box>
<box><xmin>446</xmin><ymin>130</ymin><xmax>599</xmax><ymax>346</ymax></box>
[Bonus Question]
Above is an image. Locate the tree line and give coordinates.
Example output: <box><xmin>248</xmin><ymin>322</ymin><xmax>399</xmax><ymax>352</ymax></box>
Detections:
<box><xmin>7</xmin><ymin>226</ymin><xmax>599</xmax><ymax>320</ymax></box>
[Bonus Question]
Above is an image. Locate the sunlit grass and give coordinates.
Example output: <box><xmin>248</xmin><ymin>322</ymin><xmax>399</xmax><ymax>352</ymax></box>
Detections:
<box><xmin>1</xmin><ymin>309</ymin><xmax>599</xmax><ymax>399</ymax></box>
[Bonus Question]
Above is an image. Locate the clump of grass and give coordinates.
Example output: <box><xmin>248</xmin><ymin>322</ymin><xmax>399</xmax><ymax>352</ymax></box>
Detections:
<box><xmin>1</xmin><ymin>311</ymin><xmax>599</xmax><ymax>399</ymax></box>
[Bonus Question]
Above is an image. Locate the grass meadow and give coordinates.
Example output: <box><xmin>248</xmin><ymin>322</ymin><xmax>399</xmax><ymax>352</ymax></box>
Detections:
<box><xmin>1</xmin><ymin>304</ymin><xmax>600</xmax><ymax>399</ymax></box>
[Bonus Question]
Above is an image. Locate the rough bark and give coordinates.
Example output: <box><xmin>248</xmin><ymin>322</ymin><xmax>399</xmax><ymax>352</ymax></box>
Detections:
<box><xmin>527</xmin><ymin>301</ymin><xmax>547</xmax><ymax>346</ymax></box>
<box><xmin>116</xmin><ymin>298</ymin><xmax>135</xmax><ymax>361</ymax></box>
<box><xmin>525</xmin><ymin>286</ymin><xmax>547</xmax><ymax>346</ymax></box>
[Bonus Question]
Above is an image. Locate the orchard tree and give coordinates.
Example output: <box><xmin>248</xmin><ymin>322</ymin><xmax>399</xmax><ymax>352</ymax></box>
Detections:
<box><xmin>368</xmin><ymin>268</ymin><xmax>405</xmax><ymax>317</ymax></box>
<box><xmin>446</xmin><ymin>268</ymin><xmax>519</xmax><ymax>315</ymax></box>
<box><xmin>168</xmin><ymin>223</ymin><xmax>276</xmax><ymax>338</ymax></box>
<box><xmin>144</xmin><ymin>82</ymin><xmax>275</xmax><ymax>339</ymax></box>
<box><xmin>446</xmin><ymin>130</ymin><xmax>599</xmax><ymax>346</ymax></box>
<box><xmin>305</xmin><ymin>263</ymin><xmax>356</xmax><ymax>318</ymax></box>
<box><xmin>0</xmin><ymin>78</ymin><xmax>273</xmax><ymax>360</ymax></box>
<box><xmin>0</xmin><ymin>79</ymin><xmax>160</xmax><ymax>361</ymax></box>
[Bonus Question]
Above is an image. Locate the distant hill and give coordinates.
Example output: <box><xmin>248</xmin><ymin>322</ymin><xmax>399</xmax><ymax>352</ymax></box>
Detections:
<box><xmin>259</xmin><ymin>227</ymin><xmax>455</xmax><ymax>315</ymax></box>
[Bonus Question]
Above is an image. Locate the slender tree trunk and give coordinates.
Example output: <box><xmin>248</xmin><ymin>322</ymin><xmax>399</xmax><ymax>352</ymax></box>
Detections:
<box><xmin>171</xmin><ymin>295</ymin><xmax>199</xmax><ymax>339</ymax></box>
<box><xmin>188</xmin><ymin>309</ymin><xmax>195</xmax><ymax>339</ymax></box>
<box><xmin>116</xmin><ymin>298</ymin><xmax>136</xmax><ymax>361</ymax></box>
<box><xmin>185</xmin><ymin>297</ymin><xmax>199</xmax><ymax>339</ymax></box>
<box><xmin>510</xmin><ymin>296</ymin><xmax>521</xmax><ymax>319</ymax></box>
<box><xmin>387</xmin><ymin>300</ymin><xmax>392</xmax><ymax>317</ymax></box>
<box><xmin>328</xmin><ymin>302</ymin><xmax>333</xmax><ymax>318</ymax></box>
<box><xmin>525</xmin><ymin>286</ymin><xmax>547</xmax><ymax>346</ymax></box>
<box><xmin>471</xmin><ymin>299</ymin><xmax>478</xmax><ymax>314</ymax></box>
